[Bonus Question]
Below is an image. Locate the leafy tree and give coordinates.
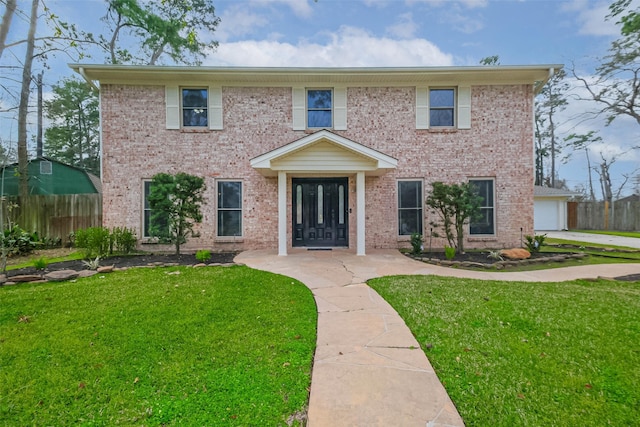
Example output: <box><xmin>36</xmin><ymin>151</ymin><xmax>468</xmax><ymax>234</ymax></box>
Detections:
<box><xmin>101</xmin><ymin>0</ymin><xmax>220</xmax><ymax>65</ymax></box>
<box><xmin>535</xmin><ymin>68</ymin><xmax>568</xmax><ymax>188</ymax></box>
<box><xmin>425</xmin><ymin>182</ymin><xmax>482</xmax><ymax>254</ymax></box>
<box><xmin>44</xmin><ymin>77</ymin><xmax>100</xmax><ymax>175</ymax></box>
<box><xmin>479</xmin><ymin>55</ymin><xmax>500</xmax><ymax>66</ymax></box>
<box><xmin>147</xmin><ymin>172</ymin><xmax>205</xmax><ymax>255</ymax></box>
<box><xmin>609</xmin><ymin>0</ymin><xmax>640</xmax><ymax>36</ymax></box>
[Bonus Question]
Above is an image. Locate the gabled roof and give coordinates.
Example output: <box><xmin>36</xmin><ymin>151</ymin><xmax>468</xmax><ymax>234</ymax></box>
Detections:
<box><xmin>250</xmin><ymin>130</ymin><xmax>397</xmax><ymax>176</ymax></box>
<box><xmin>533</xmin><ymin>185</ymin><xmax>580</xmax><ymax>198</ymax></box>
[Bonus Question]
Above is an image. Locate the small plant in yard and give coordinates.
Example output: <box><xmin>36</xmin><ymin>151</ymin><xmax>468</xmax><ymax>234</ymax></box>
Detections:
<box><xmin>410</xmin><ymin>233</ymin><xmax>423</xmax><ymax>255</ymax></box>
<box><xmin>444</xmin><ymin>246</ymin><xmax>456</xmax><ymax>260</ymax></box>
<box><xmin>82</xmin><ymin>256</ymin><xmax>101</xmax><ymax>270</ymax></box>
<box><xmin>486</xmin><ymin>250</ymin><xmax>504</xmax><ymax>261</ymax></box>
<box><xmin>195</xmin><ymin>249</ymin><xmax>212</xmax><ymax>263</ymax></box>
<box><xmin>524</xmin><ymin>233</ymin><xmax>547</xmax><ymax>253</ymax></box>
<box><xmin>32</xmin><ymin>256</ymin><xmax>48</xmax><ymax>272</ymax></box>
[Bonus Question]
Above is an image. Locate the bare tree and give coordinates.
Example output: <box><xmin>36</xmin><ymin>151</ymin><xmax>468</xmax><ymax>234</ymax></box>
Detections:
<box><xmin>0</xmin><ymin>0</ymin><xmax>17</xmax><ymax>60</ymax></box>
<box><xmin>535</xmin><ymin>68</ymin><xmax>569</xmax><ymax>188</ymax></box>
<box><xmin>16</xmin><ymin>0</ymin><xmax>38</xmax><ymax>199</ymax></box>
<box><xmin>563</xmin><ymin>131</ymin><xmax>601</xmax><ymax>201</ymax></box>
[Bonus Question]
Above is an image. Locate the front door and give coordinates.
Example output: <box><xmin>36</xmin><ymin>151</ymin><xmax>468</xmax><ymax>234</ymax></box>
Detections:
<box><xmin>292</xmin><ymin>178</ymin><xmax>348</xmax><ymax>247</ymax></box>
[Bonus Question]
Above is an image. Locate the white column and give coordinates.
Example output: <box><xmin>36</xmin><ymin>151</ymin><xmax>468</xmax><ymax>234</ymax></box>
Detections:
<box><xmin>278</xmin><ymin>171</ymin><xmax>287</xmax><ymax>256</ymax></box>
<box><xmin>356</xmin><ymin>171</ymin><xmax>366</xmax><ymax>256</ymax></box>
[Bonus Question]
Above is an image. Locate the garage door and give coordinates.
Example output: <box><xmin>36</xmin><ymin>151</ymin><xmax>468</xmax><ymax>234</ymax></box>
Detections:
<box><xmin>534</xmin><ymin>200</ymin><xmax>560</xmax><ymax>230</ymax></box>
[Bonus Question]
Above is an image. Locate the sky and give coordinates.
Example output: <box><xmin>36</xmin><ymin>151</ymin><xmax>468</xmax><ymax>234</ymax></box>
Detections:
<box><xmin>1</xmin><ymin>0</ymin><xmax>639</xmax><ymax>197</ymax></box>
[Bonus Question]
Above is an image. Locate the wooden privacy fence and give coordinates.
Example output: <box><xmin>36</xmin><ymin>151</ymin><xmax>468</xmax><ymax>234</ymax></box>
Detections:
<box><xmin>568</xmin><ymin>201</ymin><xmax>640</xmax><ymax>231</ymax></box>
<box><xmin>3</xmin><ymin>194</ymin><xmax>102</xmax><ymax>241</ymax></box>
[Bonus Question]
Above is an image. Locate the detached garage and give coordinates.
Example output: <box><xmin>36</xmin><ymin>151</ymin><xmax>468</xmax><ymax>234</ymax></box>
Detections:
<box><xmin>534</xmin><ymin>186</ymin><xmax>578</xmax><ymax>231</ymax></box>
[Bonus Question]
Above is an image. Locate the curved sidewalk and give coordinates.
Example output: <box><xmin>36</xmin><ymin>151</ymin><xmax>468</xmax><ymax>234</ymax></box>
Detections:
<box><xmin>235</xmin><ymin>249</ymin><xmax>640</xmax><ymax>427</ymax></box>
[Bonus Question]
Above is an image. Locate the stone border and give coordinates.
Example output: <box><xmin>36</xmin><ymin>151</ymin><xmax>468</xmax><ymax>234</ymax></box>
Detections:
<box><xmin>410</xmin><ymin>253</ymin><xmax>589</xmax><ymax>270</ymax></box>
<box><xmin>0</xmin><ymin>262</ymin><xmax>238</xmax><ymax>286</ymax></box>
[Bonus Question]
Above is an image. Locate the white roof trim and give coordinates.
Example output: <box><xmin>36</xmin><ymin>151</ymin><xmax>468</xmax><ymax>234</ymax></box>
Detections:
<box><xmin>250</xmin><ymin>130</ymin><xmax>397</xmax><ymax>176</ymax></box>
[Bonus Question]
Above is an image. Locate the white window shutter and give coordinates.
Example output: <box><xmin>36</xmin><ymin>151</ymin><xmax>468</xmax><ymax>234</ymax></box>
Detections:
<box><xmin>416</xmin><ymin>87</ymin><xmax>429</xmax><ymax>129</ymax></box>
<box><xmin>209</xmin><ymin>86</ymin><xmax>223</xmax><ymax>130</ymax></box>
<box><xmin>165</xmin><ymin>86</ymin><xmax>180</xmax><ymax>129</ymax></box>
<box><xmin>457</xmin><ymin>86</ymin><xmax>471</xmax><ymax>129</ymax></box>
<box><xmin>334</xmin><ymin>87</ymin><xmax>347</xmax><ymax>130</ymax></box>
<box><xmin>292</xmin><ymin>87</ymin><xmax>306</xmax><ymax>130</ymax></box>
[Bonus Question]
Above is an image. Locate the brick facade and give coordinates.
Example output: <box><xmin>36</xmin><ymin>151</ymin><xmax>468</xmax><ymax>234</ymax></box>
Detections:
<box><xmin>97</xmin><ymin>69</ymin><xmax>540</xmax><ymax>253</ymax></box>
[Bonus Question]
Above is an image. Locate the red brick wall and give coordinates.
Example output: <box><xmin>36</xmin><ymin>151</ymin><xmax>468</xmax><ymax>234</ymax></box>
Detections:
<box><xmin>100</xmin><ymin>83</ymin><xmax>534</xmax><ymax>252</ymax></box>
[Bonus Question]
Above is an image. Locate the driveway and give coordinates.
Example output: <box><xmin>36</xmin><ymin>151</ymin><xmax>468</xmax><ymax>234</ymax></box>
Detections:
<box><xmin>542</xmin><ymin>231</ymin><xmax>640</xmax><ymax>249</ymax></box>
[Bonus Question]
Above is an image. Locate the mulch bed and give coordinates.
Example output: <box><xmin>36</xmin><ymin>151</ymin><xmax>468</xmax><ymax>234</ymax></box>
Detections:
<box><xmin>5</xmin><ymin>252</ymin><xmax>238</xmax><ymax>278</ymax></box>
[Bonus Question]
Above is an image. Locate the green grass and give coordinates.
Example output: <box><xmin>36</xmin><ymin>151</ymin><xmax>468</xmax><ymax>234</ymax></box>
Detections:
<box><xmin>4</xmin><ymin>251</ymin><xmax>84</xmax><ymax>271</ymax></box>
<box><xmin>572</xmin><ymin>230</ymin><xmax>640</xmax><ymax>239</ymax></box>
<box><xmin>0</xmin><ymin>265</ymin><xmax>317</xmax><ymax>426</ymax></box>
<box><xmin>369</xmin><ymin>275</ymin><xmax>640</xmax><ymax>426</ymax></box>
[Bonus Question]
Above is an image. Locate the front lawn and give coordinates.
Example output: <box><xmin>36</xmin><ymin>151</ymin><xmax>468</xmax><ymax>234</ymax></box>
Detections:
<box><xmin>369</xmin><ymin>275</ymin><xmax>640</xmax><ymax>426</ymax></box>
<box><xmin>0</xmin><ymin>266</ymin><xmax>317</xmax><ymax>426</ymax></box>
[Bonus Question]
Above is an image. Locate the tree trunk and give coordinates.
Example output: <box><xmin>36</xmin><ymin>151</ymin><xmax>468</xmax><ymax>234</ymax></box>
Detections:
<box><xmin>17</xmin><ymin>0</ymin><xmax>38</xmax><ymax>200</ymax></box>
<box><xmin>0</xmin><ymin>0</ymin><xmax>17</xmax><ymax>60</ymax></box>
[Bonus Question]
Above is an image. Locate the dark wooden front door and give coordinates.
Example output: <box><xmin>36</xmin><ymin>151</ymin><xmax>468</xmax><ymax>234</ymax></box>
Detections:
<box><xmin>292</xmin><ymin>178</ymin><xmax>348</xmax><ymax>247</ymax></box>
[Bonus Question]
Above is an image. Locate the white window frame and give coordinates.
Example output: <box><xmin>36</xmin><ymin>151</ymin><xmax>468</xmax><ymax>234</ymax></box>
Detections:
<box><xmin>397</xmin><ymin>179</ymin><xmax>424</xmax><ymax>236</ymax></box>
<box><xmin>181</xmin><ymin>87</ymin><xmax>209</xmax><ymax>128</ymax></box>
<box><xmin>217</xmin><ymin>180</ymin><xmax>243</xmax><ymax>238</ymax></box>
<box><xmin>469</xmin><ymin>178</ymin><xmax>496</xmax><ymax>236</ymax></box>
<box><xmin>293</xmin><ymin>87</ymin><xmax>346</xmax><ymax>130</ymax></box>
<box><xmin>429</xmin><ymin>87</ymin><xmax>456</xmax><ymax>128</ymax></box>
<box><xmin>306</xmin><ymin>88</ymin><xmax>333</xmax><ymax>129</ymax></box>
<box><xmin>416</xmin><ymin>86</ymin><xmax>471</xmax><ymax>130</ymax></box>
<box><xmin>166</xmin><ymin>86</ymin><xmax>222</xmax><ymax>130</ymax></box>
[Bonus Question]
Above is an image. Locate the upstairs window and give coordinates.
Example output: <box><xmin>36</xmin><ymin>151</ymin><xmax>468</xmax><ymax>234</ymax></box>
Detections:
<box><xmin>307</xmin><ymin>89</ymin><xmax>333</xmax><ymax>128</ymax></box>
<box><xmin>182</xmin><ymin>88</ymin><xmax>208</xmax><ymax>127</ymax></box>
<box><xmin>469</xmin><ymin>179</ymin><xmax>495</xmax><ymax>235</ymax></box>
<box><xmin>429</xmin><ymin>88</ymin><xmax>455</xmax><ymax>127</ymax></box>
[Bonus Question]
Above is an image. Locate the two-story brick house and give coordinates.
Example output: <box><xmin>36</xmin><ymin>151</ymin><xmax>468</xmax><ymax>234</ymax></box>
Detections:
<box><xmin>71</xmin><ymin>64</ymin><xmax>560</xmax><ymax>255</ymax></box>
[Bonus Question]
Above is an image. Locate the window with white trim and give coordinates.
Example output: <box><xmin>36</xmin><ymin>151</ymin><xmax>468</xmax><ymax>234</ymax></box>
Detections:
<box><xmin>429</xmin><ymin>88</ymin><xmax>455</xmax><ymax>127</ymax></box>
<box><xmin>469</xmin><ymin>179</ymin><xmax>495</xmax><ymax>235</ymax></box>
<box><xmin>217</xmin><ymin>181</ymin><xmax>242</xmax><ymax>237</ymax></box>
<box><xmin>398</xmin><ymin>180</ymin><xmax>423</xmax><ymax>236</ymax></box>
<box><xmin>143</xmin><ymin>180</ymin><xmax>169</xmax><ymax>238</ymax></box>
<box><xmin>307</xmin><ymin>89</ymin><xmax>333</xmax><ymax>128</ymax></box>
<box><xmin>182</xmin><ymin>88</ymin><xmax>208</xmax><ymax>127</ymax></box>
<box><xmin>416</xmin><ymin>86</ymin><xmax>471</xmax><ymax>130</ymax></box>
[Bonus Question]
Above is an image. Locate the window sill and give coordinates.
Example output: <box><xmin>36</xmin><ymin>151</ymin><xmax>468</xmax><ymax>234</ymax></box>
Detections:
<box><xmin>467</xmin><ymin>236</ymin><xmax>497</xmax><ymax>242</ymax></box>
<box><xmin>180</xmin><ymin>127</ymin><xmax>211</xmax><ymax>133</ymax></box>
<box><xmin>418</xmin><ymin>127</ymin><xmax>459</xmax><ymax>133</ymax></box>
<box><xmin>214</xmin><ymin>237</ymin><xmax>244</xmax><ymax>243</ymax></box>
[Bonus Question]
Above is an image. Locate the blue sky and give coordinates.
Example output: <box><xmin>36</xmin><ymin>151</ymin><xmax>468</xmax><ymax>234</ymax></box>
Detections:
<box><xmin>2</xmin><ymin>0</ymin><xmax>639</xmax><ymax>196</ymax></box>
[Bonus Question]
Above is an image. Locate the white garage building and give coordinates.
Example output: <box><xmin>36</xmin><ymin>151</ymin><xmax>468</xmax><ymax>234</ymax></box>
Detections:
<box><xmin>534</xmin><ymin>186</ymin><xmax>579</xmax><ymax>231</ymax></box>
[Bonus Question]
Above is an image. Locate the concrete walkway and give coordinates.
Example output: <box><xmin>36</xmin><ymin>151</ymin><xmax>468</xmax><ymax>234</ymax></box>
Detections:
<box><xmin>235</xmin><ymin>249</ymin><xmax>640</xmax><ymax>427</ymax></box>
<box><xmin>543</xmin><ymin>231</ymin><xmax>640</xmax><ymax>249</ymax></box>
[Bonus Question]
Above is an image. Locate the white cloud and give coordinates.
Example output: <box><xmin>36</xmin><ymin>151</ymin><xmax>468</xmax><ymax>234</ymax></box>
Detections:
<box><xmin>386</xmin><ymin>12</ymin><xmax>418</xmax><ymax>39</ymax></box>
<box><xmin>206</xmin><ymin>26</ymin><xmax>454</xmax><ymax>67</ymax></box>
<box><xmin>562</xmin><ymin>0</ymin><xmax>619</xmax><ymax>36</ymax></box>
<box><xmin>249</xmin><ymin>0</ymin><xmax>315</xmax><ymax>19</ymax></box>
<box><xmin>406</xmin><ymin>0</ymin><xmax>487</xmax><ymax>8</ymax></box>
<box><xmin>216</xmin><ymin>5</ymin><xmax>270</xmax><ymax>42</ymax></box>
<box><xmin>446</xmin><ymin>10</ymin><xmax>484</xmax><ymax>34</ymax></box>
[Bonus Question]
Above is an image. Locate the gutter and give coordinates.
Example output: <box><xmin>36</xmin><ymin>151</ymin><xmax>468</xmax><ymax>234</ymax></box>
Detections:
<box><xmin>77</xmin><ymin>67</ymin><xmax>99</xmax><ymax>91</ymax></box>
